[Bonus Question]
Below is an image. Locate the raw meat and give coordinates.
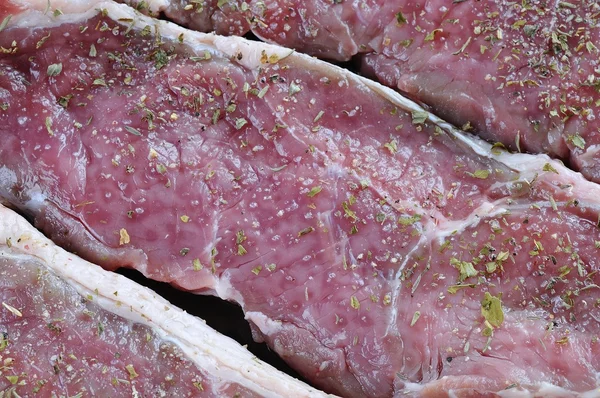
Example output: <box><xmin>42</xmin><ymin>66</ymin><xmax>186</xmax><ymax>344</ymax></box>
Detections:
<box><xmin>2</xmin><ymin>1</ymin><xmax>600</xmax><ymax>397</ymax></box>
<box><xmin>100</xmin><ymin>0</ymin><xmax>600</xmax><ymax>183</ymax></box>
<box><xmin>0</xmin><ymin>205</ymin><xmax>328</xmax><ymax>397</ymax></box>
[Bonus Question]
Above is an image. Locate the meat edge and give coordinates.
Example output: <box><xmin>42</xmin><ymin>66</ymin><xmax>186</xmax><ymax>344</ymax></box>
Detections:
<box><xmin>9</xmin><ymin>0</ymin><xmax>596</xmax><ymax>201</ymax></box>
<box><xmin>0</xmin><ymin>204</ymin><xmax>332</xmax><ymax>398</ymax></box>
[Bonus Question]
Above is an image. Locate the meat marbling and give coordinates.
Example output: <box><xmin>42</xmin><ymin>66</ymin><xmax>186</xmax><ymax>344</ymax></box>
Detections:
<box><xmin>97</xmin><ymin>0</ymin><xmax>600</xmax><ymax>183</ymax></box>
<box><xmin>2</xmin><ymin>1</ymin><xmax>600</xmax><ymax>397</ymax></box>
<box><xmin>0</xmin><ymin>204</ymin><xmax>328</xmax><ymax>397</ymax></box>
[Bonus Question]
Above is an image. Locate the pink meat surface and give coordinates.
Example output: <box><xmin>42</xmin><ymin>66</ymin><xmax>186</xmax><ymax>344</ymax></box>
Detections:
<box><xmin>120</xmin><ymin>0</ymin><xmax>386</xmax><ymax>61</ymax></box>
<box><xmin>134</xmin><ymin>0</ymin><xmax>600</xmax><ymax>183</ymax></box>
<box><xmin>121</xmin><ymin>0</ymin><xmax>251</xmax><ymax>37</ymax></box>
<box><xmin>0</xmin><ymin>252</ymin><xmax>257</xmax><ymax>397</ymax></box>
<box><xmin>2</xmin><ymin>3</ymin><xmax>600</xmax><ymax>397</ymax></box>
<box><xmin>0</xmin><ymin>202</ymin><xmax>328</xmax><ymax>398</ymax></box>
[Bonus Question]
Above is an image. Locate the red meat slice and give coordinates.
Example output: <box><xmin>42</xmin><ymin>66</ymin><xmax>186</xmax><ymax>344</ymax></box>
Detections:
<box><xmin>1</xmin><ymin>2</ymin><xmax>600</xmax><ymax>397</ymax></box>
<box><xmin>0</xmin><ymin>205</ymin><xmax>326</xmax><ymax>397</ymax></box>
<box><xmin>109</xmin><ymin>0</ymin><xmax>600</xmax><ymax>183</ymax></box>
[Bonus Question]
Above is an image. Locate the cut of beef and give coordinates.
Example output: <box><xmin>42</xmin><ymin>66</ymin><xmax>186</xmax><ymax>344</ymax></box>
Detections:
<box><xmin>102</xmin><ymin>0</ymin><xmax>600</xmax><ymax>183</ymax></box>
<box><xmin>2</xmin><ymin>2</ymin><xmax>600</xmax><ymax>397</ymax></box>
<box><xmin>0</xmin><ymin>205</ymin><xmax>327</xmax><ymax>397</ymax></box>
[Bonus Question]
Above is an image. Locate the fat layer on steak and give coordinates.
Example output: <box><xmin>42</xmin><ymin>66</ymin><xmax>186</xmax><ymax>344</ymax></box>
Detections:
<box><xmin>94</xmin><ymin>0</ymin><xmax>600</xmax><ymax>184</ymax></box>
<box><xmin>0</xmin><ymin>204</ymin><xmax>329</xmax><ymax>397</ymax></box>
<box><xmin>2</xmin><ymin>1</ymin><xmax>600</xmax><ymax>397</ymax></box>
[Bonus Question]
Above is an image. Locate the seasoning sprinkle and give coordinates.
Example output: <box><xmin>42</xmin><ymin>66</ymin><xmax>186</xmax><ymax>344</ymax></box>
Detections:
<box><xmin>0</xmin><ymin>333</ymin><xmax>7</xmax><ymax>351</ymax></box>
<box><xmin>410</xmin><ymin>311</ymin><xmax>421</xmax><ymax>327</ymax></box>
<box><xmin>270</xmin><ymin>164</ymin><xmax>288</xmax><ymax>172</ymax></box>
<box><xmin>36</xmin><ymin>32</ymin><xmax>51</xmax><ymax>49</ymax></box>
<box><xmin>450</xmin><ymin>258</ymin><xmax>478</xmax><ymax>281</ymax></box>
<box><xmin>543</xmin><ymin>163</ymin><xmax>559</xmax><ymax>174</ymax></box>
<box><xmin>119</xmin><ymin>228</ymin><xmax>130</xmax><ymax>245</ymax></box>
<box><xmin>568</xmin><ymin>134</ymin><xmax>586</xmax><ymax>150</ymax></box>
<box><xmin>45</xmin><ymin>117</ymin><xmax>54</xmax><ymax>136</ymax></box>
<box><xmin>481</xmin><ymin>292</ymin><xmax>504</xmax><ymax>327</ymax></box>
<box><xmin>257</xmin><ymin>85</ymin><xmax>269</xmax><ymax>99</ymax></box>
<box><xmin>453</xmin><ymin>36</ymin><xmax>472</xmax><ymax>55</ymax></box>
<box><xmin>92</xmin><ymin>78</ymin><xmax>107</xmax><ymax>87</ymax></box>
<box><xmin>467</xmin><ymin>169</ymin><xmax>490</xmax><ymax>179</ymax></box>
<box><xmin>125</xmin><ymin>364</ymin><xmax>139</xmax><ymax>379</ymax></box>
<box><xmin>396</xmin><ymin>12</ymin><xmax>407</xmax><ymax>25</ymax></box>
<box><xmin>298</xmin><ymin>226</ymin><xmax>314</xmax><ymax>237</ymax></box>
<box><xmin>384</xmin><ymin>139</ymin><xmax>398</xmax><ymax>154</ymax></box>
<box><xmin>411</xmin><ymin>111</ymin><xmax>428</xmax><ymax>125</ymax></box>
<box><xmin>424</xmin><ymin>29</ymin><xmax>443</xmax><ymax>42</ymax></box>
<box><xmin>6</xmin><ymin>376</ymin><xmax>18</xmax><ymax>385</ymax></box>
<box><xmin>235</xmin><ymin>118</ymin><xmax>248</xmax><ymax>130</ymax></box>
<box><xmin>2</xmin><ymin>302</ymin><xmax>22</xmax><ymax>317</ymax></box>
<box><xmin>47</xmin><ymin>63</ymin><xmax>62</xmax><ymax>77</ymax></box>
<box><xmin>124</xmin><ymin>126</ymin><xmax>142</xmax><ymax>136</ymax></box>
<box><xmin>193</xmin><ymin>381</ymin><xmax>204</xmax><ymax>391</ymax></box>
<box><xmin>0</xmin><ymin>15</ymin><xmax>11</xmax><ymax>33</ymax></box>
<box><xmin>192</xmin><ymin>258</ymin><xmax>203</xmax><ymax>271</ymax></box>
<box><xmin>307</xmin><ymin>186</ymin><xmax>323</xmax><ymax>197</ymax></box>
<box><xmin>314</xmin><ymin>110</ymin><xmax>325</xmax><ymax>123</ymax></box>
<box><xmin>289</xmin><ymin>82</ymin><xmax>302</xmax><ymax>96</ymax></box>
<box><xmin>447</xmin><ymin>284</ymin><xmax>476</xmax><ymax>294</ymax></box>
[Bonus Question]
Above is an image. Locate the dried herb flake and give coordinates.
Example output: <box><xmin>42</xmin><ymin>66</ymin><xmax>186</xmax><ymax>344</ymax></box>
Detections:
<box><xmin>481</xmin><ymin>292</ymin><xmax>504</xmax><ymax>327</ymax></box>
<box><xmin>47</xmin><ymin>63</ymin><xmax>62</xmax><ymax>77</ymax></box>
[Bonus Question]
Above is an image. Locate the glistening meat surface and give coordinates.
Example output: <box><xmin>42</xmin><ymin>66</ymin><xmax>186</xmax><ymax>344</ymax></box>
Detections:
<box><xmin>2</xmin><ymin>2</ymin><xmax>600</xmax><ymax>397</ymax></box>
<box><xmin>0</xmin><ymin>205</ymin><xmax>326</xmax><ymax>397</ymax></box>
<box><xmin>107</xmin><ymin>0</ymin><xmax>600</xmax><ymax>183</ymax></box>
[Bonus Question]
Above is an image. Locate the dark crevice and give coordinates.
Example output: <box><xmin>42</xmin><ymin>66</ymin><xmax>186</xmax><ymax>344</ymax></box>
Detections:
<box><xmin>244</xmin><ymin>30</ymin><xmax>362</xmax><ymax>73</ymax></box>
<box><xmin>333</xmin><ymin>57</ymin><xmax>361</xmax><ymax>75</ymax></box>
<box><xmin>116</xmin><ymin>267</ymin><xmax>306</xmax><ymax>383</ymax></box>
<box><xmin>243</xmin><ymin>30</ymin><xmax>261</xmax><ymax>43</ymax></box>
<box><xmin>155</xmin><ymin>11</ymin><xmax>168</xmax><ymax>23</ymax></box>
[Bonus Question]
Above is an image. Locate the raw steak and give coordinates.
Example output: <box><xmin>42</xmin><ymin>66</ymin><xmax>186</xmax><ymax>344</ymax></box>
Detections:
<box><xmin>99</xmin><ymin>0</ymin><xmax>600</xmax><ymax>183</ymax></box>
<box><xmin>3</xmin><ymin>1</ymin><xmax>600</xmax><ymax>396</ymax></box>
<box><xmin>0</xmin><ymin>205</ymin><xmax>327</xmax><ymax>397</ymax></box>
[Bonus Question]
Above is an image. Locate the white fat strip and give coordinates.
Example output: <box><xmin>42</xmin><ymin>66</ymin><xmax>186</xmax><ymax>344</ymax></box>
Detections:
<box><xmin>399</xmin><ymin>379</ymin><xmax>600</xmax><ymax>397</ymax></box>
<box><xmin>426</xmin><ymin>199</ymin><xmax>508</xmax><ymax>242</ymax></box>
<box><xmin>214</xmin><ymin>273</ymin><xmax>245</xmax><ymax>307</ymax></box>
<box><xmin>245</xmin><ymin>311</ymin><xmax>284</xmax><ymax>337</ymax></box>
